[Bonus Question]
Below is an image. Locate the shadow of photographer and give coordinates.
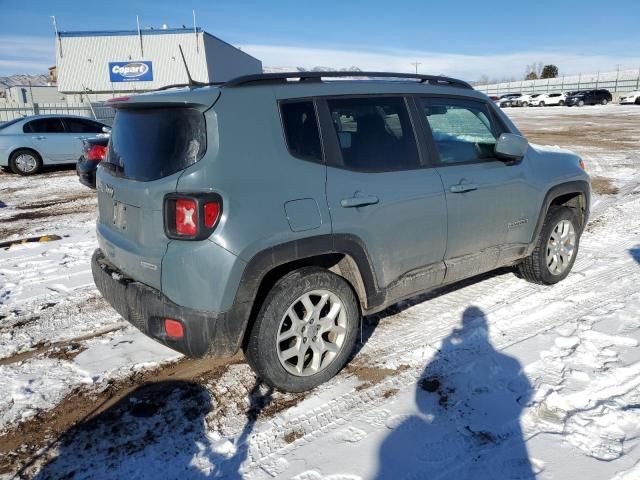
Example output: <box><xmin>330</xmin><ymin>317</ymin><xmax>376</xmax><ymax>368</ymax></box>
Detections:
<box><xmin>375</xmin><ymin>306</ymin><xmax>535</xmax><ymax>480</ymax></box>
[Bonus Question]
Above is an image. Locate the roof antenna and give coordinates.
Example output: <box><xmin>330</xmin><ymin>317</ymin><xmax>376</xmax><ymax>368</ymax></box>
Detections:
<box><xmin>178</xmin><ymin>44</ymin><xmax>202</xmax><ymax>87</ymax></box>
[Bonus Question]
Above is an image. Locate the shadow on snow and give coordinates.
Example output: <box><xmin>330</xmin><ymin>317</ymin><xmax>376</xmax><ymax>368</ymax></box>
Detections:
<box><xmin>31</xmin><ymin>380</ymin><xmax>273</xmax><ymax>479</ymax></box>
<box><xmin>375</xmin><ymin>306</ymin><xmax>535</xmax><ymax>480</ymax></box>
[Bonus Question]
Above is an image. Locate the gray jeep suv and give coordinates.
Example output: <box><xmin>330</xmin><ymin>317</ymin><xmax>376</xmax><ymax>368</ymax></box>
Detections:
<box><xmin>92</xmin><ymin>72</ymin><xmax>590</xmax><ymax>392</ymax></box>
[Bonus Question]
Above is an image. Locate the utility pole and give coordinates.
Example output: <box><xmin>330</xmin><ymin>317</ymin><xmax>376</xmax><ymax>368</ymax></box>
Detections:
<box><xmin>410</xmin><ymin>62</ymin><xmax>422</xmax><ymax>74</ymax></box>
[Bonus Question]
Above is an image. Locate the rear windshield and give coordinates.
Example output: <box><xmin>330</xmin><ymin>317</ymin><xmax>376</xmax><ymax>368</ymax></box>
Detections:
<box><xmin>106</xmin><ymin>107</ymin><xmax>206</xmax><ymax>181</ymax></box>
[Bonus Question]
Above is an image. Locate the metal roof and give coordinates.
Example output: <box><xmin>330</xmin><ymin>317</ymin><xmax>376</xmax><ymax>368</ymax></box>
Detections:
<box><xmin>58</xmin><ymin>27</ymin><xmax>203</xmax><ymax>37</ymax></box>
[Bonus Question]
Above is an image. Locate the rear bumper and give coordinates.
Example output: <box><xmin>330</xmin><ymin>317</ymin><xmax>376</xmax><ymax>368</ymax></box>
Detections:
<box><xmin>91</xmin><ymin>248</ymin><xmax>228</xmax><ymax>357</ymax></box>
<box><xmin>76</xmin><ymin>158</ymin><xmax>97</xmax><ymax>189</ymax></box>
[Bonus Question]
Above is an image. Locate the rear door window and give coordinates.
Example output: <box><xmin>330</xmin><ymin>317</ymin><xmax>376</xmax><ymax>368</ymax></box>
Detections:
<box><xmin>23</xmin><ymin>118</ymin><xmax>65</xmax><ymax>133</ymax></box>
<box><xmin>64</xmin><ymin>118</ymin><xmax>104</xmax><ymax>134</ymax></box>
<box><xmin>326</xmin><ymin>96</ymin><xmax>420</xmax><ymax>171</ymax></box>
<box><xmin>106</xmin><ymin>107</ymin><xmax>206</xmax><ymax>181</ymax></box>
<box><xmin>280</xmin><ymin>100</ymin><xmax>322</xmax><ymax>162</ymax></box>
<box><xmin>421</xmin><ymin>98</ymin><xmax>501</xmax><ymax>165</ymax></box>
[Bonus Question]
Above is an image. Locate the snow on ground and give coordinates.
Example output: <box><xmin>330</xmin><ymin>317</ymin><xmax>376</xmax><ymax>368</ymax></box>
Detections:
<box><xmin>1</xmin><ymin>105</ymin><xmax>640</xmax><ymax>479</ymax></box>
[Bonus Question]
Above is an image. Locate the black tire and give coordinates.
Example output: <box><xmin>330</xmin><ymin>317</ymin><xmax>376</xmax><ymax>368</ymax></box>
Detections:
<box><xmin>601</xmin><ymin>98</ymin><xmax>608</xmax><ymax>105</ymax></box>
<box><xmin>244</xmin><ymin>267</ymin><xmax>360</xmax><ymax>392</ymax></box>
<box><xmin>539</xmin><ymin>101</ymin><xmax>545</xmax><ymax>107</ymax></box>
<box><xmin>577</xmin><ymin>100</ymin><xmax>585</xmax><ymax>107</ymax></box>
<box><xmin>518</xmin><ymin>206</ymin><xmax>581</xmax><ymax>285</ymax></box>
<box><xmin>558</xmin><ymin>100</ymin><xmax>565</xmax><ymax>106</ymax></box>
<box><xmin>9</xmin><ymin>149</ymin><xmax>42</xmax><ymax>175</ymax></box>
<box><xmin>636</xmin><ymin>98</ymin><xmax>640</xmax><ymax>105</ymax></box>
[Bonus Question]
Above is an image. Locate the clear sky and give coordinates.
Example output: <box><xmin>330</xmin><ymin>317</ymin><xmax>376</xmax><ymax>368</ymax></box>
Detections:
<box><xmin>1</xmin><ymin>0</ymin><xmax>639</xmax><ymax>80</ymax></box>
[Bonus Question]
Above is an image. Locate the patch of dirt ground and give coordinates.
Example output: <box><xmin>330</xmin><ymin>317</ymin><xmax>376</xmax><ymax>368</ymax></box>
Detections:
<box><xmin>0</xmin><ymin>354</ymin><xmax>243</xmax><ymax>475</ymax></box>
<box><xmin>591</xmin><ymin>176</ymin><xmax>619</xmax><ymax>195</ymax></box>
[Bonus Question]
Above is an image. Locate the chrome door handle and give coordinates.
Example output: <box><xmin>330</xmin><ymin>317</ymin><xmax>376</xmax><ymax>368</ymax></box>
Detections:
<box><xmin>341</xmin><ymin>195</ymin><xmax>379</xmax><ymax>208</ymax></box>
<box><xmin>31</xmin><ymin>136</ymin><xmax>45</xmax><ymax>140</ymax></box>
<box><xmin>450</xmin><ymin>183</ymin><xmax>478</xmax><ymax>193</ymax></box>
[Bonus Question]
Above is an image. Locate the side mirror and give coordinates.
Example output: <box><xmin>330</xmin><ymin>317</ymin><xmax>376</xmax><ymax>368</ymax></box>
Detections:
<box><xmin>102</xmin><ymin>126</ymin><xmax>112</xmax><ymax>134</ymax></box>
<box><xmin>495</xmin><ymin>133</ymin><xmax>528</xmax><ymax>161</ymax></box>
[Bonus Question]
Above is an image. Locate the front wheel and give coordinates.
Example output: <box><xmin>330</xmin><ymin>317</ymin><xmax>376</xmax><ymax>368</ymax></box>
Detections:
<box><xmin>518</xmin><ymin>206</ymin><xmax>581</xmax><ymax>285</ymax></box>
<box><xmin>539</xmin><ymin>101</ymin><xmax>545</xmax><ymax>107</ymax></box>
<box><xmin>577</xmin><ymin>100</ymin><xmax>585</xmax><ymax>107</ymax></box>
<box><xmin>558</xmin><ymin>100</ymin><xmax>565</xmax><ymax>106</ymax></box>
<box><xmin>245</xmin><ymin>267</ymin><xmax>360</xmax><ymax>392</ymax></box>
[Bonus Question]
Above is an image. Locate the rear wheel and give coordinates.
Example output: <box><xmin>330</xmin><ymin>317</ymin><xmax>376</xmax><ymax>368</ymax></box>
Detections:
<box><xmin>558</xmin><ymin>100</ymin><xmax>565</xmax><ymax>106</ymax></box>
<box><xmin>9</xmin><ymin>149</ymin><xmax>42</xmax><ymax>175</ymax></box>
<box><xmin>518</xmin><ymin>206</ymin><xmax>580</xmax><ymax>285</ymax></box>
<box><xmin>636</xmin><ymin>97</ymin><xmax>640</xmax><ymax>105</ymax></box>
<box><xmin>601</xmin><ymin>98</ymin><xmax>608</xmax><ymax>105</ymax></box>
<box><xmin>245</xmin><ymin>267</ymin><xmax>359</xmax><ymax>392</ymax></box>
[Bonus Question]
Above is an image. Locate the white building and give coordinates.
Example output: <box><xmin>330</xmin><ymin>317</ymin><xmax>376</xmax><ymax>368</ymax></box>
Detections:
<box><xmin>2</xmin><ymin>85</ymin><xmax>63</xmax><ymax>104</ymax></box>
<box><xmin>55</xmin><ymin>27</ymin><xmax>262</xmax><ymax>99</ymax></box>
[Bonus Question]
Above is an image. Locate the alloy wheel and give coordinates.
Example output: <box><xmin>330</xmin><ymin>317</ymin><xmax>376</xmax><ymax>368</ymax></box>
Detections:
<box><xmin>276</xmin><ymin>289</ymin><xmax>348</xmax><ymax>376</ymax></box>
<box><xmin>546</xmin><ymin>219</ymin><xmax>576</xmax><ymax>275</ymax></box>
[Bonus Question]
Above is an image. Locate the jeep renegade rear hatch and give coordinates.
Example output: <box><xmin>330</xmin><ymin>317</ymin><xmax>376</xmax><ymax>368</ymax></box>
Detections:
<box><xmin>104</xmin><ymin>107</ymin><xmax>206</xmax><ymax>181</ymax></box>
<box><xmin>95</xmin><ymin>87</ymin><xmax>219</xmax><ymax>291</ymax></box>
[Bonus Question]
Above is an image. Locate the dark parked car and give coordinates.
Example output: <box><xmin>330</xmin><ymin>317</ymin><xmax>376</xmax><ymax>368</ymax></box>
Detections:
<box><xmin>565</xmin><ymin>89</ymin><xmax>612</xmax><ymax>107</ymax></box>
<box><xmin>77</xmin><ymin>137</ymin><xmax>108</xmax><ymax>188</ymax></box>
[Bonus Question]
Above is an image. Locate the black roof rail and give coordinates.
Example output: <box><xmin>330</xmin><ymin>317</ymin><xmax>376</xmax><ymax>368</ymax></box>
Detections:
<box><xmin>223</xmin><ymin>71</ymin><xmax>472</xmax><ymax>89</ymax></box>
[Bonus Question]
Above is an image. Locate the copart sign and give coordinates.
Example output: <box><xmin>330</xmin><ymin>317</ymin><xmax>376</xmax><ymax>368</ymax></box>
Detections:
<box><xmin>108</xmin><ymin>61</ymin><xmax>153</xmax><ymax>82</ymax></box>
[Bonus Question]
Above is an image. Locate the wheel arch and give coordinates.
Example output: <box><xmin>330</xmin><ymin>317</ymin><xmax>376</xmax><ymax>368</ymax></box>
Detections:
<box><xmin>213</xmin><ymin>234</ymin><xmax>378</xmax><ymax>357</ymax></box>
<box><xmin>525</xmin><ymin>180</ymin><xmax>590</xmax><ymax>256</ymax></box>
<box><xmin>9</xmin><ymin>146</ymin><xmax>43</xmax><ymax>164</ymax></box>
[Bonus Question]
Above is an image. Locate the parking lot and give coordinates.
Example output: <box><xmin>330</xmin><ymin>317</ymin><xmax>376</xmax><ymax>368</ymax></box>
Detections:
<box><xmin>1</xmin><ymin>104</ymin><xmax>640</xmax><ymax>479</ymax></box>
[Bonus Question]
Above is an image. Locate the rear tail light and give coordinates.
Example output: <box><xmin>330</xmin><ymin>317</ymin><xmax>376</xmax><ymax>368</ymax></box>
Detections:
<box><xmin>86</xmin><ymin>144</ymin><xmax>108</xmax><ymax>162</ymax></box>
<box><xmin>203</xmin><ymin>202</ymin><xmax>220</xmax><ymax>229</ymax></box>
<box><xmin>164</xmin><ymin>193</ymin><xmax>222</xmax><ymax>240</ymax></box>
<box><xmin>164</xmin><ymin>318</ymin><xmax>184</xmax><ymax>339</ymax></box>
<box><xmin>175</xmin><ymin>198</ymin><xmax>198</xmax><ymax>236</ymax></box>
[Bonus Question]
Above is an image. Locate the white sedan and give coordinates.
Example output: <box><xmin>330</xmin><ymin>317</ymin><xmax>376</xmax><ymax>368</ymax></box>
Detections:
<box><xmin>0</xmin><ymin>115</ymin><xmax>110</xmax><ymax>175</ymax></box>
<box><xmin>529</xmin><ymin>93</ymin><xmax>567</xmax><ymax>107</ymax></box>
<box><xmin>619</xmin><ymin>91</ymin><xmax>640</xmax><ymax>105</ymax></box>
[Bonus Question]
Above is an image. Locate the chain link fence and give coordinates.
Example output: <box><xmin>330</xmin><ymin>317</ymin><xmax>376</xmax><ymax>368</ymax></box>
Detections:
<box><xmin>0</xmin><ymin>102</ymin><xmax>115</xmax><ymax>125</ymax></box>
<box><xmin>475</xmin><ymin>69</ymin><xmax>640</xmax><ymax>96</ymax></box>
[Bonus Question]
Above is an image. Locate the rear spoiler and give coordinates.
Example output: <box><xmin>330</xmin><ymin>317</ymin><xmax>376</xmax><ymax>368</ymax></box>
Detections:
<box><xmin>105</xmin><ymin>86</ymin><xmax>220</xmax><ymax>111</ymax></box>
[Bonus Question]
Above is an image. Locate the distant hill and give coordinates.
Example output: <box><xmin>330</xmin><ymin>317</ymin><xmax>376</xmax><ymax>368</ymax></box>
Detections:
<box><xmin>0</xmin><ymin>74</ymin><xmax>50</xmax><ymax>91</ymax></box>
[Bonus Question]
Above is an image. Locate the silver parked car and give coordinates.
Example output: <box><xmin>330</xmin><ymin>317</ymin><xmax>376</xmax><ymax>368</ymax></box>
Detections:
<box><xmin>0</xmin><ymin>115</ymin><xmax>110</xmax><ymax>175</ymax></box>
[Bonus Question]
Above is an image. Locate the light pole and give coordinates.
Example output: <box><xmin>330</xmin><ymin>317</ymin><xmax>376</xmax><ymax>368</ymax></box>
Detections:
<box><xmin>410</xmin><ymin>62</ymin><xmax>422</xmax><ymax>74</ymax></box>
